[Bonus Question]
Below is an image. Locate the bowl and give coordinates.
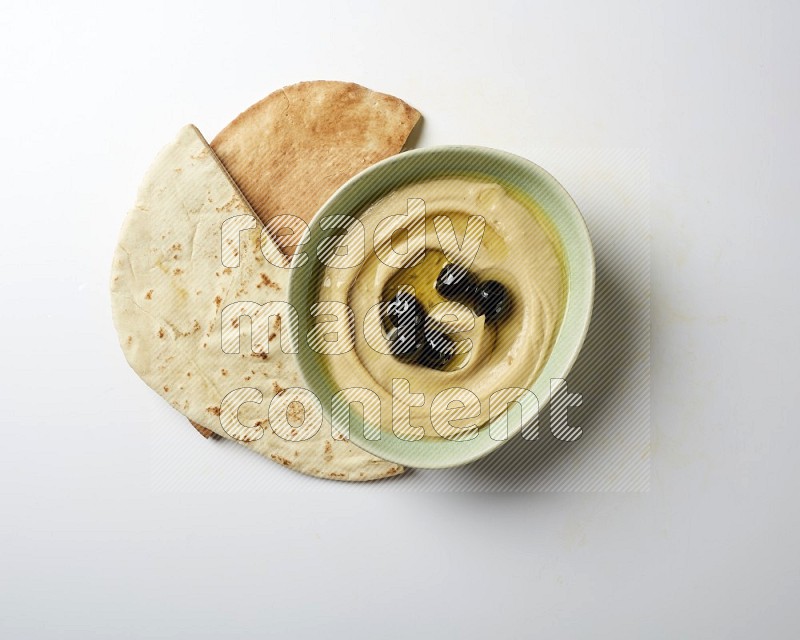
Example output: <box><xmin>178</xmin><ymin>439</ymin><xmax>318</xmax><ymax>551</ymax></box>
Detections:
<box><xmin>288</xmin><ymin>146</ymin><xmax>594</xmax><ymax>468</ymax></box>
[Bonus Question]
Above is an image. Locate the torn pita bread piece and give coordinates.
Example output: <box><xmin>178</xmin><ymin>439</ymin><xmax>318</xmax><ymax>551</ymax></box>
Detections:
<box><xmin>110</xmin><ymin>125</ymin><xmax>403</xmax><ymax>481</ymax></box>
<box><xmin>211</xmin><ymin>80</ymin><xmax>420</xmax><ymax>234</ymax></box>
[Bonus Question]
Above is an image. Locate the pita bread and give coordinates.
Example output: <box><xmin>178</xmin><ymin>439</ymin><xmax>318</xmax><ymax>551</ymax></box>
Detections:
<box><xmin>111</xmin><ymin>125</ymin><xmax>403</xmax><ymax>481</ymax></box>
<box><xmin>211</xmin><ymin>80</ymin><xmax>420</xmax><ymax>230</ymax></box>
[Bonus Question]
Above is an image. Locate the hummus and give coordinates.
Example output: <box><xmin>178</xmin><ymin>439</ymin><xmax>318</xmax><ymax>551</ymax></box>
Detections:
<box><xmin>316</xmin><ymin>176</ymin><xmax>566</xmax><ymax>440</ymax></box>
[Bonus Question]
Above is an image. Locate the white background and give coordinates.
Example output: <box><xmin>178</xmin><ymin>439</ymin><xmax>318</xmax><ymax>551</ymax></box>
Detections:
<box><xmin>1</xmin><ymin>1</ymin><xmax>798</xmax><ymax>638</ymax></box>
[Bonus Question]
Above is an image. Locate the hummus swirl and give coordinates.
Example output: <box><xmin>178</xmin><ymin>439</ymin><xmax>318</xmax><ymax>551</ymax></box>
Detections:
<box><xmin>317</xmin><ymin>177</ymin><xmax>566</xmax><ymax>440</ymax></box>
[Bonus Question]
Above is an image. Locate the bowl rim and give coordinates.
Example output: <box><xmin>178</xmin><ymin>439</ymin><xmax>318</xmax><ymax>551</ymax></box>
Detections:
<box><xmin>287</xmin><ymin>144</ymin><xmax>595</xmax><ymax>469</ymax></box>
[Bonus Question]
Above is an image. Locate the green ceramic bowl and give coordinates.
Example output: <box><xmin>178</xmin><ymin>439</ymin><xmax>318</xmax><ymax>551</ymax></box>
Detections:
<box><xmin>288</xmin><ymin>146</ymin><xmax>594</xmax><ymax>468</ymax></box>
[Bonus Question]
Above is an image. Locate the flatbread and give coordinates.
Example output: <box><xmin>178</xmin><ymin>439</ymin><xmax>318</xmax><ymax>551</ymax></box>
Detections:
<box><xmin>211</xmin><ymin>80</ymin><xmax>421</xmax><ymax>230</ymax></box>
<box><xmin>111</xmin><ymin>125</ymin><xmax>403</xmax><ymax>481</ymax></box>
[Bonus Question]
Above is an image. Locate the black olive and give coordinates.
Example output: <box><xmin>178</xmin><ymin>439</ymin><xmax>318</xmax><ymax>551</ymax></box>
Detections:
<box><xmin>476</xmin><ymin>280</ymin><xmax>511</xmax><ymax>322</ymax></box>
<box><xmin>389</xmin><ymin>324</ymin><xmax>425</xmax><ymax>363</ymax></box>
<box><xmin>435</xmin><ymin>263</ymin><xmax>479</xmax><ymax>303</ymax></box>
<box><xmin>419</xmin><ymin>328</ymin><xmax>456</xmax><ymax>370</ymax></box>
<box><xmin>385</xmin><ymin>290</ymin><xmax>425</xmax><ymax>328</ymax></box>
